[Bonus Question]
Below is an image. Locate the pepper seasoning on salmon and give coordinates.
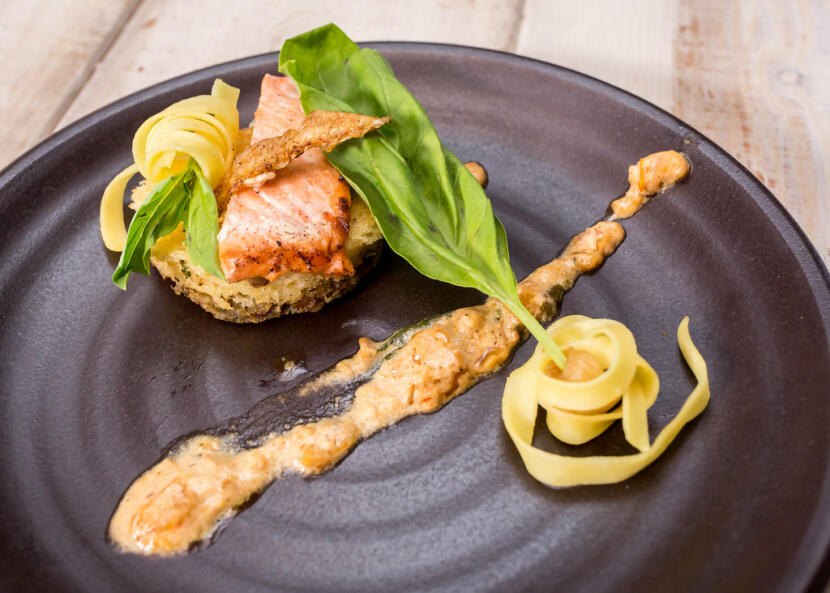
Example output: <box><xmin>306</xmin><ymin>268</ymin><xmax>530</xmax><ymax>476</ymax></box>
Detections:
<box><xmin>217</xmin><ymin>75</ymin><xmax>354</xmax><ymax>283</ymax></box>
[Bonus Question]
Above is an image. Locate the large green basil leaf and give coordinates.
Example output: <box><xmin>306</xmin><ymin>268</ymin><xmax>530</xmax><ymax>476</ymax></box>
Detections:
<box><xmin>279</xmin><ymin>24</ymin><xmax>564</xmax><ymax>366</ymax></box>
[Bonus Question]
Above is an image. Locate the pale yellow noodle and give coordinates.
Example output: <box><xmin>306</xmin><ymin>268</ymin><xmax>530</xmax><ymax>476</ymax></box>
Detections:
<box><xmin>502</xmin><ymin>316</ymin><xmax>709</xmax><ymax>487</ymax></box>
<box><xmin>99</xmin><ymin>79</ymin><xmax>239</xmax><ymax>251</ymax></box>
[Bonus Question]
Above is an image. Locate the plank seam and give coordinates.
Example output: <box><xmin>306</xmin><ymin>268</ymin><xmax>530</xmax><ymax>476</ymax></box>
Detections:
<box><xmin>41</xmin><ymin>0</ymin><xmax>145</xmax><ymax>138</ymax></box>
<box><xmin>504</xmin><ymin>0</ymin><xmax>527</xmax><ymax>52</ymax></box>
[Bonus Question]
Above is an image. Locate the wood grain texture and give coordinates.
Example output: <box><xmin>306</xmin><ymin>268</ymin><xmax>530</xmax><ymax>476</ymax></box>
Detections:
<box><xmin>56</xmin><ymin>0</ymin><xmax>525</xmax><ymax>128</ymax></box>
<box><xmin>517</xmin><ymin>0</ymin><xmax>677</xmax><ymax>111</ymax></box>
<box><xmin>1</xmin><ymin>0</ymin><xmax>827</xmax><ymax>264</ymax></box>
<box><xmin>0</xmin><ymin>0</ymin><xmax>139</xmax><ymax>167</ymax></box>
<box><xmin>518</xmin><ymin>0</ymin><xmax>829</xmax><ymax>263</ymax></box>
<box><xmin>674</xmin><ymin>0</ymin><xmax>829</xmax><ymax>262</ymax></box>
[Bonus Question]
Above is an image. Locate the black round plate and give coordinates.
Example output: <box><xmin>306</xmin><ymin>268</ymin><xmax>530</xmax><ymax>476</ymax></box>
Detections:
<box><xmin>1</xmin><ymin>44</ymin><xmax>829</xmax><ymax>593</ymax></box>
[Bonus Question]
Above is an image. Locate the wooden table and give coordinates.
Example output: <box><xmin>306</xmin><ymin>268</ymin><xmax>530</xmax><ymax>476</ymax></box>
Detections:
<box><xmin>2</xmin><ymin>0</ymin><xmax>827</xmax><ymax>265</ymax></box>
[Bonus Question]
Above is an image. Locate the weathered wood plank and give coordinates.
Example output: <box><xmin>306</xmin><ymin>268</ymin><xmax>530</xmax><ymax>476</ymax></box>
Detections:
<box><xmin>674</xmin><ymin>0</ymin><xmax>829</xmax><ymax>262</ymax></box>
<box><xmin>5</xmin><ymin>0</ymin><xmax>828</xmax><ymax>264</ymax></box>
<box><xmin>57</xmin><ymin>0</ymin><xmax>525</xmax><ymax>128</ymax></box>
<box><xmin>0</xmin><ymin>0</ymin><xmax>138</xmax><ymax>168</ymax></box>
<box><xmin>516</xmin><ymin>0</ymin><xmax>678</xmax><ymax>111</ymax></box>
<box><xmin>518</xmin><ymin>0</ymin><xmax>829</xmax><ymax>263</ymax></box>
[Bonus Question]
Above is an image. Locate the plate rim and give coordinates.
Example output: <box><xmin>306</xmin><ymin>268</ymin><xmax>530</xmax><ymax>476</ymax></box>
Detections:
<box><xmin>1</xmin><ymin>41</ymin><xmax>829</xmax><ymax>592</ymax></box>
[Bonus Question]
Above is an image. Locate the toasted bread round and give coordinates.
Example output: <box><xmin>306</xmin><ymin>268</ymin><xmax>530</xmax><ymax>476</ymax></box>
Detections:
<box><xmin>131</xmin><ymin>181</ymin><xmax>383</xmax><ymax>323</ymax></box>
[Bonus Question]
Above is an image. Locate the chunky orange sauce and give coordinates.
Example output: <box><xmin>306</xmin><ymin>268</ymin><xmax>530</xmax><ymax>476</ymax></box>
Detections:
<box><xmin>109</xmin><ymin>152</ymin><xmax>689</xmax><ymax>555</ymax></box>
<box><xmin>544</xmin><ymin>348</ymin><xmax>605</xmax><ymax>382</ymax></box>
<box><xmin>610</xmin><ymin>150</ymin><xmax>689</xmax><ymax>219</ymax></box>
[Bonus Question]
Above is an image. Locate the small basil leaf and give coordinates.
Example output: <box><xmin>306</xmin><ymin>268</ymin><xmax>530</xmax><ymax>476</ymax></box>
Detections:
<box><xmin>112</xmin><ymin>171</ymin><xmax>190</xmax><ymax>290</ymax></box>
<box><xmin>186</xmin><ymin>167</ymin><xmax>225</xmax><ymax>280</ymax></box>
<box><xmin>112</xmin><ymin>160</ymin><xmax>225</xmax><ymax>290</ymax></box>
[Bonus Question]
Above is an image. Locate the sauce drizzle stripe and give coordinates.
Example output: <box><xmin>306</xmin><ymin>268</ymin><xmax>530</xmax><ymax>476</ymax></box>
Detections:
<box><xmin>108</xmin><ymin>150</ymin><xmax>690</xmax><ymax>555</ymax></box>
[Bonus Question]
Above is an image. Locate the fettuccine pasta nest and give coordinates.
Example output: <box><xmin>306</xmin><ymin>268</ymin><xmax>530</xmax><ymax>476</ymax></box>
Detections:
<box><xmin>502</xmin><ymin>315</ymin><xmax>709</xmax><ymax>487</ymax></box>
<box><xmin>100</xmin><ymin>79</ymin><xmax>240</xmax><ymax>251</ymax></box>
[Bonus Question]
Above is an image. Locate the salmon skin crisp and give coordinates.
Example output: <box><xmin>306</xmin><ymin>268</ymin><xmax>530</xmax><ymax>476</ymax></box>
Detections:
<box><xmin>217</xmin><ymin>75</ymin><xmax>354</xmax><ymax>283</ymax></box>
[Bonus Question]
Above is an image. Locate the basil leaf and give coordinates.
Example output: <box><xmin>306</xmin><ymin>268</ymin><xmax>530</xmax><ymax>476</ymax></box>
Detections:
<box><xmin>186</xmin><ymin>167</ymin><xmax>225</xmax><ymax>280</ymax></box>
<box><xmin>279</xmin><ymin>24</ymin><xmax>565</xmax><ymax>367</ymax></box>
<box><xmin>111</xmin><ymin>161</ymin><xmax>225</xmax><ymax>290</ymax></box>
<box><xmin>112</xmin><ymin>171</ymin><xmax>190</xmax><ymax>290</ymax></box>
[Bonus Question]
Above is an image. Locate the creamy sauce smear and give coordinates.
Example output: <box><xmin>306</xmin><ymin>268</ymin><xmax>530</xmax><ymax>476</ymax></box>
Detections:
<box><xmin>109</xmin><ymin>151</ymin><xmax>689</xmax><ymax>555</ymax></box>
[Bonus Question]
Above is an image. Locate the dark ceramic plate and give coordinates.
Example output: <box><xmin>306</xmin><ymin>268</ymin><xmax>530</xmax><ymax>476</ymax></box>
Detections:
<box><xmin>1</xmin><ymin>44</ymin><xmax>829</xmax><ymax>593</ymax></box>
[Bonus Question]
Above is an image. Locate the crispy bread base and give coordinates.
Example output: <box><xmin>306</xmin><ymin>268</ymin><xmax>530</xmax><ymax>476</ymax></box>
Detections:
<box><xmin>132</xmin><ymin>179</ymin><xmax>383</xmax><ymax>323</ymax></box>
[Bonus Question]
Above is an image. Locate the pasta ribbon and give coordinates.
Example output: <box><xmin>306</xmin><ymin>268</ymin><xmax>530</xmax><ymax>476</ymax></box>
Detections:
<box><xmin>100</xmin><ymin>79</ymin><xmax>240</xmax><ymax>251</ymax></box>
<box><xmin>502</xmin><ymin>316</ymin><xmax>709</xmax><ymax>487</ymax></box>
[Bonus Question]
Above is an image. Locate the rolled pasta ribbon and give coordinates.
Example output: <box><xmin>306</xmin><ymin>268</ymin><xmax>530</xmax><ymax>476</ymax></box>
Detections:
<box><xmin>524</xmin><ymin>315</ymin><xmax>659</xmax><ymax>450</ymax></box>
<box><xmin>502</xmin><ymin>316</ymin><xmax>709</xmax><ymax>488</ymax></box>
<box><xmin>99</xmin><ymin>164</ymin><xmax>139</xmax><ymax>251</ymax></box>
<box><xmin>100</xmin><ymin>79</ymin><xmax>239</xmax><ymax>251</ymax></box>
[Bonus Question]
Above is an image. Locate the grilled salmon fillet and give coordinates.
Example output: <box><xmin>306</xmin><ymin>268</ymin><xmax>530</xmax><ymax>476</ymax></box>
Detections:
<box><xmin>217</xmin><ymin>75</ymin><xmax>353</xmax><ymax>283</ymax></box>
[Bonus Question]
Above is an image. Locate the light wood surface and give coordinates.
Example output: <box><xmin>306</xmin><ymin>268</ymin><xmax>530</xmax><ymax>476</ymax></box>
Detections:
<box><xmin>0</xmin><ymin>0</ymin><xmax>139</xmax><ymax>160</ymax></box>
<box><xmin>1</xmin><ymin>0</ymin><xmax>827</xmax><ymax>266</ymax></box>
